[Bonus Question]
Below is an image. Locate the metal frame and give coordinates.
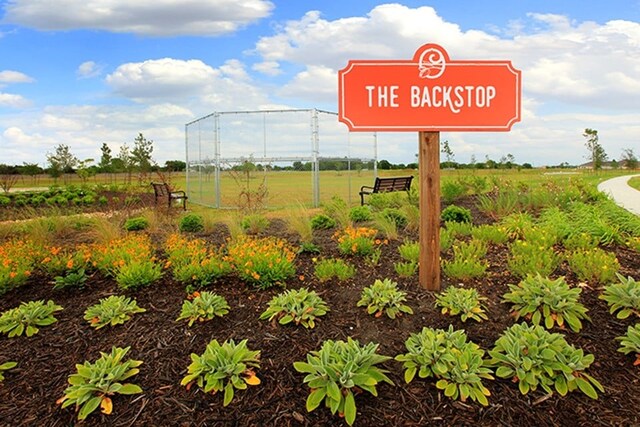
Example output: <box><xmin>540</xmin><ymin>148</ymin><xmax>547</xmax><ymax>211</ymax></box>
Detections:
<box><xmin>185</xmin><ymin>108</ymin><xmax>376</xmax><ymax>208</ymax></box>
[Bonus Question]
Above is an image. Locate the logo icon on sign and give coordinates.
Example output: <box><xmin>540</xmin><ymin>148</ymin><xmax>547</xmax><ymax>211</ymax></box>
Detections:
<box><xmin>418</xmin><ymin>45</ymin><xmax>446</xmax><ymax>79</ymax></box>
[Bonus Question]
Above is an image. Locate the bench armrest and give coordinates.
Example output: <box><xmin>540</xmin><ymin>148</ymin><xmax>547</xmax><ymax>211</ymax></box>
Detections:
<box><xmin>360</xmin><ymin>185</ymin><xmax>374</xmax><ymax>193</ymax></box>
<box><xmin>170</xmin><ymin>190</ymin><xmax>186</xmax><ymax>197</ymax></box>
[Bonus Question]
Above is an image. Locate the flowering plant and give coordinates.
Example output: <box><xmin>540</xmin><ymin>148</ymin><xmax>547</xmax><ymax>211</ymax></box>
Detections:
<box><xmin>333</xmin><ymin>226</ymin><xmax>378</xmax><ymax>256</ymax></box>
<box><xmin>226</xmin><ymin>235</ymin><xmax>296</xmax><ymax>288</ymax></box>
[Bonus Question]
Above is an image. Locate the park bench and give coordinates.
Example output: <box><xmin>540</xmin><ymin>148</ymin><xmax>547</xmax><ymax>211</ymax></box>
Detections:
<box><xmin>359</xmin><ymin>176</ymin><xmax>413</xmax><ymax>205</ymax></box>
<box><xmin>151</xmin><ymin>182</ymin><xmax>188</xmax><ymax>210</ymax></box>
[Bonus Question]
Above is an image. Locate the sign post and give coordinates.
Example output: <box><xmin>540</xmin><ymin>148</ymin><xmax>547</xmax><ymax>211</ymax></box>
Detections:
<box><xmin>338</xmin><ymin>44</ymin><xmax>521</xmax><ymax>290</ymax></box>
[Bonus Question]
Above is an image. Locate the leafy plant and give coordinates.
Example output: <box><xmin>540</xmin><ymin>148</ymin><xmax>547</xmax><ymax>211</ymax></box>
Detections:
<box><xmin>381</xmin><ymin>208</ymin><xmax>407</xmax><ymax>229</ymax></box>
<box><xmin>394</xmin><ymin>261</ymin><xmax>417</xmax><ymax>278</ymax></box>
<box><xmin>502</xmin><ymin>274</ymin><xmax>590</xmax><ymax>332</ymax></box>
<box><xmin>179</xmin><ymin>213</ymin><xmax>204</xmax><ymax>233</ymax></box>
<box><xmin>357</xmin><ymin>278</ymin><xmax>413</xmax><ymax>319</ymax></box>
<box><xmin>349</xmin><ymin>205</ymin><xmax>372</xmax><ymax>223</ymax></box>
<box><xmin>227</xmin><ymin>235</ymin><xmax>297</xmax><ymax>288</ymax></box>
<box><xmin>567</xmin><ymin>248</ymin><xmax>620</xmax><ymax>285</ymax></box>
<box><xmin>0</xmin><ymin>300</ymin><xmax>62</xmax><ymax>337</ymax></box>
<box><xmin>57</xmin><ymin>346</ymin><xmax>143</xmax><ymax>420</ymax></box>
<box><xmin>123</xmin><ymin>216</ymin><xmax>149</xmax><ymax>231</ymax></box>
<box><xmin>441</xmin><ymin>205</ymin><xmax>472</xmax><ymax>224</ymax></box>
<box><xmin>294</xmin><ymin>337</ymin><xmax>394</xmax><ymax>426</ymax></box>
<box><xmin>115</xmin><ymin>260</ymin><xmax>163</xmax><ymax>290</ymax></box>
<box><xmin>372</xmin><ymin>211</ymin><xmax>399</xmax><ymax>240</ymax></box>
<box><xmin>435</xmin><ymin>286</ymin><xmax>488</xmax><ymax>322</ymax></box>
<box><xmin>398</xmin><ymin>240</ymin><xmax>419</xmax><ymax>263</ymax></box>
<box><xmin>181</xmin><ymin>339</ymin><xmax>261</xmax><ymax>406</ymax></box>
<box><xmin>0</xmin><ymin>361</ymin><xmax>17</xmax><ymax>382</ymax></box>
<box><xmin>476</xmin><ymin>190</ymin><xmax>519</xmax><ymax>220</ymax></box>
<box><xmin>444</xmin><ymin>220</ymin><xmax>473</xmax><ymax>237</ymax></box>
<box><xmin>507</xmin><ymin>240</ymin><xmax>560</xmax><ymax>279</ymax></box>
<box><xmin>599</xmin><ymin>274</ymin><xmax>640</xmax><ymax>319</ymax></box>
<box><xmin>260</xmin><ymin>288</ymin><xmax>329</xmax><ymax>328</ymax></box>
<box><xmin>176</xmin><ymin>291</ymin><xmax>230</xmax><ymax>326</ymax></box>
<box><xmin>0</xmin><ymin>239</ymin><xmax>37</xmax><ymax>295</ymax></box>
<box><xmin>310</xmin><ymin>213</ymin><xmax>336</xmax><ymax>230</ymax></box>
<box><xmin>563</xmin><ymin>232</ymin><xmax>598</xmax><ymax>251</ymax></box>
<box><xmin>165</xmin><ymin>234</ymin><xmax>232</xmax><ymax>289</ymax></box>
<box><xmin>440</xmin><ymin>227</ymin><xmax>456</xmax><ymax>251</ymax></box>
<box><xmin>441</xmin><ymin>181</ymin><xmax>466</xmax><ymax>203</ymax></box>
<box><xmin>442</xmin><ymin>239</ymin><xmax>489</xmax><ymax>280</ymax></box>
<box><xmin>395</xmin><ymin>326</ymin><xmax>493</xmax><ymax>405</ymax></box>
<box><xmin>53</xmin><ymin>268</ymin><xmax>88</xmax><ymax>290</ymax></box>
<box><xmin>471</xmin><ymin>224</ymin><xmax>509</xmax><ymax>244</ymax></box>
<box><xmin>333</xmin><ymin>226</ymin><xmax>378</xmax><ymax>256</ymax></box>
<box><xmin>84</xmin><ymin>295</ymin><xmax>146</xmax><ymax>329</ymax></box>
<box><xmin>313</xmin><ymin>258</ymin><xmax>356</xmax><ymax>282</ymax></box>
<box><xmin>499</xmin><ymin>212</ymin><xmax>534</xmax><ymax>239</ymax></box>
<box><xmin>616</xmin><ymin>324</ymin><xmax>640</xmax><ymax>366</ymax></box>
<box><xmin>488</xmin><ymin>323</ymin><xmax>604</xmax><ymax>399</ymax></box>
<box><xmin>241</xmin><ymin>214</ymin><xmax>270</xmax><ymax>234</ymax></box>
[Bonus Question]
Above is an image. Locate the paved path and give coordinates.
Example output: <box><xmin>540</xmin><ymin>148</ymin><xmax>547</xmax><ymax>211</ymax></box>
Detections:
<box><xmin>597</xmin><ymin>174</ymin><xmax>640</xmax><ymax>216</ymax></box>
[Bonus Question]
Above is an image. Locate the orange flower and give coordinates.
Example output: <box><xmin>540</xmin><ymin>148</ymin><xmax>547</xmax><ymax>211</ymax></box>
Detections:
<box><xmin>66</xmin><ymin>259</ymin><xmax>74</xmax><ymax>269</ymax></box>
<box><xmin>24</xmin><ymin>270</ymin><xmax>31</xmax><ymax>276</ymax></box>
<box><xmin>299</xmin><ymin>275</ymin><xmax>305</xmax><ymax>281</ymax></box>
<box><xmin>9</xmin><ymin>272</ymin><xmax>16</xmax><ymax>279</ymax></box>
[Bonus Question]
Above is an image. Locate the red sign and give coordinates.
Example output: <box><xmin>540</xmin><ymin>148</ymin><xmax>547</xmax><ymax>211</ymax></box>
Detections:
<box><xmin>338</xmin><ymin>44</ymin><xmax>521</xmax><ymax>131</ymax></box>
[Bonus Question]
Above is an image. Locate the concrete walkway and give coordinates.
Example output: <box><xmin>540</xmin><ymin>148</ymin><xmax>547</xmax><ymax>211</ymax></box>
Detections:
<box><xmin>597</xmin><ymin>174</ymin><xmax>640</xmax><ymax>216</ymax></box>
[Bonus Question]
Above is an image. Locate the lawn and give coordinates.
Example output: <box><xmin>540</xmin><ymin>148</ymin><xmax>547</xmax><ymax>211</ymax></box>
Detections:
<box><xmin>0</xmin><ymin>171</ymin><xmax>639</xmax><ymax>426</ymax></box>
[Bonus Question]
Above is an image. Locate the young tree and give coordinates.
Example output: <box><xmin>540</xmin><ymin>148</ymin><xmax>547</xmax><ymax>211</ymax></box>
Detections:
<box><xmin>583</xmin><ymin>128</ymin><xmax>607</xmax><ymax>171</ymax></box>
<box><xmin>0</xmin><ymin>164</ymin><xmax>19</xmax><ymax>193</ymax></box>
<box><xmin>75</xmin><ymin>158</ymin><xmax>96</xmax><ymax>183</ymax></box>
<box><xmin>46</xmin><ymin>144</ymin><xmax>78</xmax><ymax>183</ymax></box>
<box><xmin>621</xmin><ymin>148</ymin><xmax>638</xmax><ymax>169</ymax></box>
<box><xmin>441</xmin><ymin>140</ymin><xmax>455</xmax><ymax>168</ymax></box>
<box><xmin>131</xmin><ymin>133</ymin><xmax>154</xmax><ymax>172</ymax></box>
<box><xmin>117</xmin><ymin>144</ymin><xmax>135</xmax><ymax>185</ymax></box>
<box><xmin>99</xmin><ymin>143</ymin><xmax>113</xmax><ymax>172</ymax></box>
<box><xmin>18</xmin><ymin>162</ymin><xmax>43</xmax><ymax>185</ymax></box>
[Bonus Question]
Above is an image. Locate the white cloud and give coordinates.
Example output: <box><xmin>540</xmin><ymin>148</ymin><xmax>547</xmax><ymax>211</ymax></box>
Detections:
<box><xmin>0</xmin><ymin>92</ymin><xmax>31</xmax><ymax>108</ymax></box>
<box><xmin>3</xmin><ymin>0</ymin><xmax>274</xmax><ymax>36</ymax></box>
<box><xmin>77</xmin><ymin>61</ymin><xmax>103</xmax><ymax>79</ymax></box>
<box><xmin>106</xmin><ymin>58</ymin><xmax>272</xmax><ymax>110</ymax></box>
<box><xmin>0</xmin><ymin>70</ymin><xmax>34</xmax><ymax>85</ymax></box>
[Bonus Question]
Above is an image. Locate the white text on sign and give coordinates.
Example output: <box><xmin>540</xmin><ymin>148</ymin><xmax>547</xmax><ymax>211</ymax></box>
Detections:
<box><xmin>365</xmin><ymin>85</ymin><xmax>496</xmax><ymax>114</ymax></box>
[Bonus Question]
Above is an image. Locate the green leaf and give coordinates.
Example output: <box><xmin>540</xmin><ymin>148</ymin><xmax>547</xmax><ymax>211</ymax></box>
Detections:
<box><xmin>306</xmin><ymin>388</ymin><xmax>326</xmax><ymax>412</ymax></box>
<box><xmin>118</xmin><ymin>383</ymin><xmax>143</xmax><ymax>395</ymax></box>
<box><xmin>444</xmin><ymin>383</ymin><xmax>457</xmax><ymax>397</ymax></box>
<box><xmin>223</xmin><ymin>382</ymin><xmax>234</xmax><ymax>406</ymax></box>
<box><xmin>344</xmin><ymin>390</ymin><xmax>357</xmax><ymax>426</ymax></box>
<box><xmin>327</xmin><ymin>381</ymin><xmax>341</xmax><ymax>402</ymax></box>
<box><xmin>404</xmin><ymin>367</ymin><xmax>417</xmax><ymax>384</ymax></box>
<box><xmin>575</xmin><ymin>377</ymin><xmax>598</xmax><ymax>399</ymax></box>
<box><xmin>555</xmin><ymin>376</ymin><xmax>568</xmax><ymax>396</ymax></box>
<box><xmin>78</xmin><ymin>396</ymin><xmax>102</xmax><ymax>420</ymax></box>
<box><xmin>293</xmin><ymin>362</ymin><xmax>315</xmax><ymax>374</ymax></box>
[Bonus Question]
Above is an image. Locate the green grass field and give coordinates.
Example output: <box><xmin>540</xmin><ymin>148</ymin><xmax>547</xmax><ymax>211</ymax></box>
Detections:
<box><xmin>629</xmin><ymin>176</ymin><xmax>640</xmax><ymax>191</ymax></box>
<box><xmin>8</xmin><ymin>168</ymin><xmax>637</xmax><ymax>210</ymax></box>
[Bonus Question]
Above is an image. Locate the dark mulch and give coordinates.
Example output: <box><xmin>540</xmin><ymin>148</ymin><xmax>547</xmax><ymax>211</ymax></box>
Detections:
<box><xmin>0</xmin><ymin>212</ymin><xmax>639</xmax><ymax>426</ymax></box>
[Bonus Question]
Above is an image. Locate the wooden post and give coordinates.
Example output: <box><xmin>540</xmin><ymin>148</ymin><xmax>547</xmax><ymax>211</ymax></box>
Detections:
<box><xmin>418</xmin><ymin>131</ymin><xmax>441</xmax><ymax>290</ymax></box>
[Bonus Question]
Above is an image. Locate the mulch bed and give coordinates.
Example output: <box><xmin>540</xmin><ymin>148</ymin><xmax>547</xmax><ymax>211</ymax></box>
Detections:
<box><xmin>0</xmin><ymin>203</ymin><xmax>639</xmax><ymax>426</ymax></box>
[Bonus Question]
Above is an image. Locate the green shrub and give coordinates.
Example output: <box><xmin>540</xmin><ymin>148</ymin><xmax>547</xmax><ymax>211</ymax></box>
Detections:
<box><xmin>179</xmin><ymin>213</ymin><xmax>205</xmax><ymax>233</ymax></box>
<box><xmin>381</xmin><ymin>207</ymin><xmax>407</xmax><ymax>229</ymax></box>
<box><xmin>567</xmin><ymin>248</ymin><xmax>620</xmax><ymax>285</ymax></box>
<box><xmin>444</xmin><ymin>220</ymin><xmax>473</xmax><ymax>237</ymax></box>
<box><xmin>435</xmin><ymin>286</ymin><xmax>488</xmax><ymax>322</ymax></box>
<box><xmin>123</xmin><ymin>216</ymin><xmax>149</xmax><ymax>231</ymax></box>
<box><xmin>310</xmin><ymin>213</ymin><xmax>336</xmax><ymax>230</ymax></box>
<box><xmin>227</xmin><ymin>235</ymin><xmax>296</xmax><ymax>288</ymax></box>
<box><xmin>471</xmin><ymin>224</ymin><xmax>509</xmax><ymax>244</ymax></box>
<box><xmin>507</xmin><ymin>240</ymin><xmax>560</xmax><ymax>279</ymax></box>
<box><xmin>616</xmin><ymin>324</ymin><xmax>640</xmax><ymax>366</ymax></box>
<box><xmin>181</xmin><ymin>339</ymin><xmax>261</xmax><ymax>406</ymax></box>
<box><xmin>599</xmin><ymin>274</ymin><xmax>640</xmax><ymax>319</ymax></box>
<box><xmin>502</xmin><ymin>274</ymin><xmax>590</xmax><ymax>332</ymax></box>
<box><xmin>53</xmin><ymin>268</ymin><xmax>88</xmax><ymax>290</ymax></box>
<box><xmin>441</xmin><ymin>205</ymin><xmax>472</xmax><ymax>224</ymax></box>
<box><xmin>0</xmin><ymin>300</ymin><xmax>62</xmax><ymax>337</ymax></box>
<box><xmin>14</xmin><ymin>195</ymin><xmax>27</xmax><ymax>207</ymax></box>
<box><xmin>357</xmin><ymin>278</ymin><xmax>413</xmax><ymax>319</ymax></box>
<box><xmin>240</xmin><ymin>214</ymin><xmax>270</xmax><ymax>234</ymax></box>
<box><xmin>260</xmin><ymin>288</ymin><xmax>329</xmax><ymax>328</ymax></box>
<box><xmin>500</xmin><ymin>212</ymin><xmax>534</xmax><ymax>239</ymax></box>
<box><xmin>314</xmin><ymin>258</ymin><xmax>356</xmax><ymax>282</ymax></box>
<box><xmin>398</xmin><ymin>240</ymin><xmax>419</xmax><ymax>263</ymax></box>
<box><xmin>84</xmin><ymin>295</ymin><xmax>146</xmax><ymax>329</ymax></box>
<box><xmin>176</xmin><ymin>291</ymin><xmax>229</xmax><ymax>326</ymax></box>
<box><xmin>0</xmin><ymin>196</ymin><xmax>10</xmax><ymax>206</ymax></box>
<box><xmin>294</xmin><ymin>338</ymin><xmax>393</xmax><ymax>426</ymax></box>
<box><xmin>394</xmin><ymin>261</ymin><xmax>417</xmax><ymax>278</ymax></box>
<box><xmin>396</xmin><ymin>326</ymin><xmax>492</xmax><ymax>405</ymax></box>
<box><xmin>441</xmin><ymin>181</ymin><xmax>466</xmax><ymax>203</ymax></box>
<box><xmin>488</xmin><ymin>323</ymin><xmax>603</xmax><ymax>399</ymax></box>
<box><xmin>115</xmin><ymin>260</ymin><xmax>163</xmax><ymax>290</ymax></box>
<box><xmin>348</xmin><ymin>205</ymin><xmax>372</xmax><ymax>223</ymax></box>
<box><xmin>98</xmin><ymin>196</ymin><xmax>108</xmax><ymax>205</ymax></box>
<box><xmin>442</xmin><ymin>239</ymin><xmax>489</xmax><ymax>280</ymax></box>
<box><xmin>334</xmin><ymin>226</ymin><xmax>378</xmax><ymax>256</ymax></box>
<box><xmin>29</xmin><ymin>195</ymin><xmax>46</xmax><ymax>206</ymax></box>
<box><xmin>58</xmin><ymin>346</ymin><xmax>143</xmax><ymax>420</ymax></box>
<box><xmin>563</xmin><ymin>232</ymin><xmax>598</xmax><ymax>251</ymax></box>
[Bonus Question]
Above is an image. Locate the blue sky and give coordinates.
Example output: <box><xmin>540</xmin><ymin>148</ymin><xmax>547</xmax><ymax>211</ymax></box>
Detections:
<box><xmin>1</xmin><ymin>0</ymin><xmax>639</xmax><ymax>167</ymax></box>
